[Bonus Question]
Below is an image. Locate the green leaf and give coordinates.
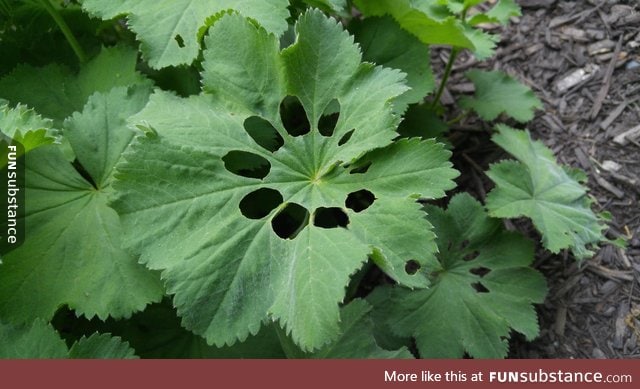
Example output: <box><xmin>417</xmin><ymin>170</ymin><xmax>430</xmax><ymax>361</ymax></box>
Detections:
<box><xmin>469</xmin><ymin>0</ymin><xmax>521</xmax><ymax>25</ymax></box>
<box><xmin>68</xmin><ymin>334</ymin><xmax>137</xmax><ymax>359</ymax></box>
<box><xmin>280</xmin><ymin>299</ymin><xmax>414</xmax><ymax>358</ymax></box>
<box><xmin>0</xmin><ymin>86</ymin><xmax>163</xmax><ymax>324</ymax></box>
<box><xmin>354</xmin><ymin>0</ymin><xmax>498</xmax><ymax>58</ymax></box>
<box><xmin>0</xmin><ymin>319</ymin><xmax>137</xmax><ymax>358</ymax></box>
<box><xmin>352</xmin><ymin>16</ymin><xmax>435</xmax><ymax>112</ymax></box>
<box><xmin>354</xmin><ymin>0</ymin><xmax>474</xmax><ymax>48</ymax></box>
<box><xmin>112</xmin><ymin>11</ymin><xmax>458</xmax><ymax>351</ymax></box>
<box><xmin>0</xmin><ymin>45</ymin><xmax>149</xmax><ymax>123</ymax></box>
<box><xmin>301</xmin><ymin>0</ymin><xmax>347</xmax><ymax>13</ymax></box>
<box><xmin>459</xmin><ymin>70</ymin><xmax>542</xmax><ymax>123</ymax></box>
<box><xmin>0</xmin><ymin>319</ymin><xmax>68</xmax><ymax>358</ymax></box>
<box><xmin>374</xmin><ymin>193</ymin><xmax>546</xmax><ymax>358</ymax></box>
<box><xmin>0</xmin><ymin>102</ymin><xmax>58</xmax><ymax>153</ymax></box>
<box><xmin>486</xmin><ymin>125</ymin><xmax>607</xmax><ymax>259</ymax></box>
<box><xmin>81</xmin><ymin>0</ymin><xmax>290</xmax><ymax>69</ymax></box>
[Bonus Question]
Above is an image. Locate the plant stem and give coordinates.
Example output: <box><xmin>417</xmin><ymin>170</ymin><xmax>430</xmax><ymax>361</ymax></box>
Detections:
<box><xmin>40</xmin><ymin>0</ymin><xmax>87</xmax><ymax>63</ymax></box>
<box><xmin>430</xmin><ymin>47</ymin><xmax>460</xmax><ymax>110</ymax></box>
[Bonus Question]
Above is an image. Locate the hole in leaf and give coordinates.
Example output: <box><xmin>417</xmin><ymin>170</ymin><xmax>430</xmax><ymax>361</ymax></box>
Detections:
<box><xmin>338</xmin><ymin>129</ymin><xmax>354</xmax><ymax>146</ymax></box>
<box><xmin>272</xmin><ymin>203</ymin><xmax>309</xmax><ymax>239</ymax></box>
<box><xmin>471</xmin><ymin>282</ymin><xmax>489</xmax><ymax>294</ymax></box>
<box><xmin>222</xmin><ymin>151</ymin><xmax>270</xmax><ymax>179</ymax></box>
<box><xmin>318</xmin><ymin>99</ymin><xmax>340</xmax><ymax>137</ymax></box>
<box><xmin>174</xmin><ymin>34</ymin><xmax>185</xmax><ymax>48</ymax></box>
<box><xmin>345</xmin><ymin>189</ymin><xmax>375</xmax><ymax>213</ymax></box>
<box><xmin>239</xmin><ymin>188</ymin><xmax>283</xmax><ymax>220</ymax></box>
<box><xmin>313</xmin><ymin>207</ymin><xmax>349</xmax><ymax>229</ymax></box>
<box><xmin>280</xmin><ymin>96</ymin><xmax>310</xmax><ymax>137</ymax></box>
<box><xmin>462</xmin><ymin>250</ymin><xmax>480</xmax><ymax>262</ymax></box>
<box><xmin>349</xmin><ymin>161</ymin><xmax>371</xmax><ymax>175</ymax></box>
<box><xmin>469</xmin><ymin>267</ymin><xmax>491</xmax><ymax>278</ymax></box>
<box><xmin>460</xmin><ymin>239</ymin><xmax>470</xmax><ymax>250</ymax></box>
<box><xmin>72</xmin><ymin>159</ymin><xmax>97</xmax><ymax>189</ymax></box>
<box><xmin>405</xmin><ymin>260</ymin><xmax>421</xmax><ymax>275</ymax></box>
<box><xmin>243</xmin><ymin>116</ymin><xmax>284</xmax><ymax>152</ymax></box>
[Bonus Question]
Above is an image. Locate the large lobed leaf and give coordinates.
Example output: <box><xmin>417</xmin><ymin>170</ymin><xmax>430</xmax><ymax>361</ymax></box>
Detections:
<box><xmin>486</xmin><ymin>125</ymin><xmax>607</xmax><ymax>259</ymax></box>
<box><xmin>372</xmin><ymin>193</ymin><xmax>547</xmax><ymax>358</ymax></box>
<box><xmin>0</xmin><ymin>86</ymin><xmax>163</xmax><ymax>324</ymax></box>
<box><xmin>112</xmin><ymin>11</ymin><xmax>458</xmax><ymax>351</ymax></box>
<box><xmin>81</xmin><ymin>0</ymin><xmax>290</xmax><ymax>69</ymax></box>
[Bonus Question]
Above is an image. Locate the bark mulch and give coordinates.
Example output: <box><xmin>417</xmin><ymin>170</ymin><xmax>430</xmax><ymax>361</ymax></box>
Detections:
<box><xmin>435</xmin><ymin>0</ymin><xmax>639</xmax><ymax>359</ymax></box>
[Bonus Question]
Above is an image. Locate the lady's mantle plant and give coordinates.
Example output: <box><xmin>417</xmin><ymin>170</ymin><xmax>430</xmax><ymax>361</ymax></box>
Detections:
<box><xmin>0</xmin><ymin>0</ymin><xmax>610</xmax><ymax>358</ymax></box>
<box><xmin>112</xmin><ymin>11</ymin><xmax>457</xmax><ymax>351</ymax></box>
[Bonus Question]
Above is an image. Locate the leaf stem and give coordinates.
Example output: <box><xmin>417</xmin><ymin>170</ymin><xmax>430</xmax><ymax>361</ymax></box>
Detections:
<box><xmin>430</xmin><ymin>47</ymin><xmax>460</xmax><ymax>109</ymax></box>
<box><xmin>40</xmin><ymin>0</ymin><xmax>87</xmax><ymax>63</ymax></box>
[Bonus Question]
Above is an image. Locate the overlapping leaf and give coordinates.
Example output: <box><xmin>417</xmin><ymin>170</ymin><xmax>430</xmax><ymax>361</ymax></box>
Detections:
<box><xmin>0</xmin><ymin>86</ymin><xmax>163</xmax><ymax>324</ymax></box>
<box><xmin>352</xmin><ymin>16</ymin><xmax>435</xmax><ymax>112</ymax></box>
<box><xmin>460</xmin><ymin>70</ymin><xmax>542</xmax><ymax>122</ymax></box>
<box><xmin>112</xmin><ymin>11</ymin><xmax>458</xmax><ymax>351</ymax></box>
<box><xmin>354</xmin><ymin>0</ymin><xmax>498</xmax><ymax>59</ymax></box>
<box><xmin>486</xmin><ymin>125</ymin><xmax>607</xmax><ymax>259</ymax></box>
<box><xmin>279</xmin><ymin>299</ymin><xmax>413</xmax><ymax>358</ymax></box>
<box><xmin>0</xmin><ymin>45</ymin><xmax>149</xmax><ymax>123</ymax></box>
<box><xmin>372</xmin><ymin>194</ymin><xmax>546</xmax><ymax>358</ymax></box>
<box><xmin>0</xmin><ymin>319</ymin><xmax>136</xmax><ymax>359</ymax></box>
<box><xmin>81</xmin><ymin>0</ymin><xmax>290</xmax><ymax>69</ymax></box>
<box><xmin>0</xmin><ymin>102</ymin><xmax>58</xmax><ymax>154</ymax></box>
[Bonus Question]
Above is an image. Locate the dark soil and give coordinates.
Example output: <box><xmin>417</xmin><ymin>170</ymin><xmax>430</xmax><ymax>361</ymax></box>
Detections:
<box><xmin>436</xmin><ymin>0</ymin><xmax>640</xmax><ymax>358</ymax></box>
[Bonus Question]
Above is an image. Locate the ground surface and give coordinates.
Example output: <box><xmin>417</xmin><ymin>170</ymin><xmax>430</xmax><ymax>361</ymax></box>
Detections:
<box><xmin>437</xmin><ymin>0</ymin><xmax>639</xmax><ymax>358</ymax></box>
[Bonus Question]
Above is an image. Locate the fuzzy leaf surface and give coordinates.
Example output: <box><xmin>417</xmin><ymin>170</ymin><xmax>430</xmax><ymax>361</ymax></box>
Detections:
<box><xmin>81</xmin><ymin>0</ymin><xmax>290</xmax><ymax>69</ymax></box>
<box><xmin>376</xmin><ymin>194</ymin><xmax>546</xmax><ymax>358</ymax></box>
<box><xmin>460</xmin><ymin>70</ymin><xmax>542</xmax><ymax>122</ymax></box>
<box><xmin>0</xmin><ymin>87</ymin><xmax>163</xmax><ymax>323</ymax></box>
<box><xmin>112</xmin><ymin>11</ymin><xmax>457</xmax><ymax>351</ymax></box>
<box><xmin>486</xmin><ymin>125</ymin><xmax>606</xmax><ymax>259</ymax></box>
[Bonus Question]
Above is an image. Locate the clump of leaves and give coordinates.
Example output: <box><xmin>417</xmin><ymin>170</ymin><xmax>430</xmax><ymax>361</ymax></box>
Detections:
<box><xmin>0</xmin><ymin>0</ymin><xmax>611</xmax><ymax>359</ymax></box>
<box><xmin>112</xmin><ymin>10</ymin><xmax>457</xmax><ymax>351</ymax></box>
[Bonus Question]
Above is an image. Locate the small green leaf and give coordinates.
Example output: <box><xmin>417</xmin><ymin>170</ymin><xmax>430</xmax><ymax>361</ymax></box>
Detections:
<box><xmin>469</xmin><ymin>0</ymin><xmax>521</xmax><ymax>25</ymax></box>
<box><xmin>0</xmin><ymin>86</ymin><xmax>163</xmax><ymax>324</ymax></box>
<box><xmin>373</xmin><ymin>193</ymin><xmax>546</xmax><ymax>358</ymax></box>
<box><xmin>486</xmin><ymin>125</ymin><xmax>607</xmax><ymax>259</ymax></box>
<box><xmin>460</xmin><ymin>70</ymin><xmax>542</xmax><ymax>122</ymax></box>
<box><xmin>0</xmin><ymin>102</ymin><xmax>58</xmax><ymax>153</ymax></box>
<box><xmin>81</xmin><ymin>0</ymin><xmax>290</xmax><ymax>69</ymax></box>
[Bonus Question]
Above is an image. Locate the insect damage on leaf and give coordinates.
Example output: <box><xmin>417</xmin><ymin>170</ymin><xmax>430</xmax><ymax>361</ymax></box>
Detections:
<box><xmin>370</xmin><ymin>193</ymin><xmax>547</xmax><ymax>359</ymax></box>
<box><xmin>111</xmin><ymin>10</ymin><xmax>458</xmax><ymax>352</ymax></box>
